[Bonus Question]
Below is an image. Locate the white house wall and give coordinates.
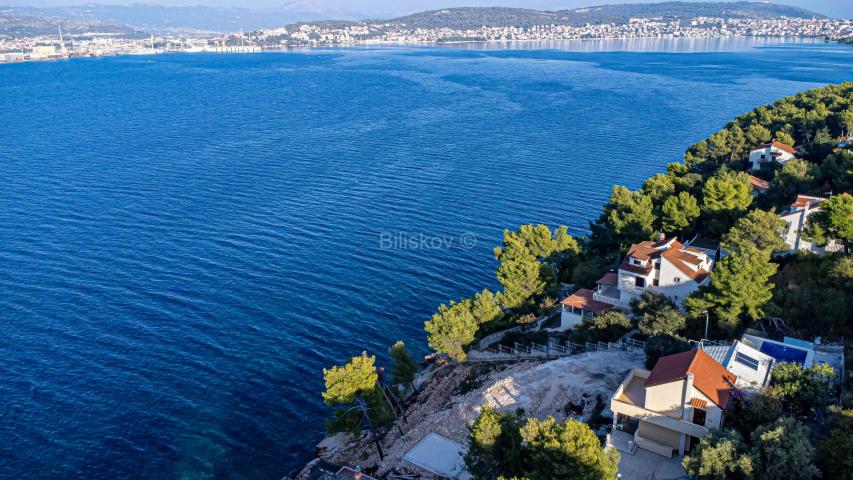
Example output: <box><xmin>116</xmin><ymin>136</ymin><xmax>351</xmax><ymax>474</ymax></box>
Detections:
<box><xmin>687</xmin><ymin>388</ymin><xmax>724</xmax><ymax>431</ymax></box>
<box><xmin>656</xmin><ymin>257</ymin><xmax>703</xmax><ymax>306</ymax></box>
<box><xmin>560</xmin><ymin>307</ymin><xmax>585</xmax><ymax>330</ymax></box>
<box><xmin>644</xmin><ymin>381</ymin><xmax>685</xmax><ymax>419</ymax></box>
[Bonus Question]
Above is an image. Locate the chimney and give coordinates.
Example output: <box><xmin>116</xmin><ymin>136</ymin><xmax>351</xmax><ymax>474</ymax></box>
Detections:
<box><xmin>682</xmin><ymin>373</ymin><xmax>695</xmax><ymax>421</ymax></box>
<box><xmin>658</xmin><ymin>232</ymin><xmax>666</xmax><ymax>242</ymax></box>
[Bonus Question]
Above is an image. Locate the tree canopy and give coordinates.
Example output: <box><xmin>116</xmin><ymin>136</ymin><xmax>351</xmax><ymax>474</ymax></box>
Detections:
<box><xmin>519</xmin><ymin>417</ymin><xmax>620</xmax><ymax>480</ymax></box>
<box><xmin>322</xmin><ymin>352</ymin><xmax>378</xmax><ymax>405</ymax></box>
<box><xmin>632</xmin><ymin>292</ymin><xmax>686</xmax><ymax>336</ymax></box>
<box><xmin>816</xmin><ymin>407</ymin><xmax>853</xmax><ymax>480</ymax></box>
<box><xmin>464</xmin><ymin>407</ymin><xmax>525</xmax><ymax>479</ymax></box>
<box><xmin>770</xmin><ymin>362</ymin><xmax>837</xmax><ymax>416</ymax></box>
<box><xmin>388</xmin><ymin>340</ymin><xmax>419</xmax><ymax>391</ymax></box>
<box><xmin>683</xmin><ymin>429</ymin><xmax>752</xmax><ymax>480</ymax></box>
<box><xmin>748</xmin><ymin>417</ymin><xmax>820</xmax><ymax>480</ymax></box>
<box><xmin>721</xmin><ymin>208</ymin><xmax>788</xmax><ymax>255</ymax></box>
<box><xmin>322</xmin><ymin>353</ymin><xmax>393</xmax><ymax>435</ymax></box>
<box><xmin>464</xmin><ymin>410</ymin><xmax>619</xmax><ymax>480</ymax></box>
<box><xmin>685</xmin><ymin>244</ymin><xmax>777</xmax><ymax>334</ymax></box>
<box><xmin>590</xmin><ymin>185</ymin><xmax>656</xmax><ymax>253</ymax></box>
<box><xmin>661</xmin><ymin>191</ymin><xmax>701</xmax><ymax>234</ymax></box>
<box><xmin>424</xmin><ymin>300</ymin><xmax>478</xmax><ymax>361</ymax></box>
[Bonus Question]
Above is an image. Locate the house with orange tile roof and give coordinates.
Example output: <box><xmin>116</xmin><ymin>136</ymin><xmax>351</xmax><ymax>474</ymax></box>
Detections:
<box><xmin>748</xmin><ymin>140</ymin><xmax>796</xmax><ymax>171</ymax></box>
<box><xmin>610</xmin><ymin>349</ymin><xmax>736</xmax><ymax>458</ymax></box>
<box><xmin>780</xmin><ymin>194</ymin><xmax>845</xmax><ymax>255</ymax></box>
<box><xmin>748</xmin><ymin>175</ymin><xmax>769</xmax><ymax>195</ymax></box>
<box><xmin>592</xmin><ymin>236</ymin><xmax>713</xmax><ymax>309</ymax></box>
<box><xmin>558</xmin><ymin>288</ymin><xmax>615</xmax><ymax>329</ymax></box>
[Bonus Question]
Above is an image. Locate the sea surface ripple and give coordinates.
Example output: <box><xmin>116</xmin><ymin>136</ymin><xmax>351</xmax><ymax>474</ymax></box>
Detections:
<box><xmin>0</xmin><ymin>38</ymin><xmax>851</xmax><ymax>479</ymax></box>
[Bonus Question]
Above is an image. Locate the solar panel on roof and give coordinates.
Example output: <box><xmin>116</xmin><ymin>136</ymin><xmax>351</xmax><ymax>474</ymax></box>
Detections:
<box><xmin>734</xmin><ymin>352</ymin><xmax>760</xmax><ymax>371</ymax></box>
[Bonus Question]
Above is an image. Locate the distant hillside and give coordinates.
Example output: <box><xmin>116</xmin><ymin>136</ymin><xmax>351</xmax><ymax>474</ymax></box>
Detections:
<box><xmin>386</xmin><ymin>2</ymin><xmax>825</xmax><ymax>29</ymax></box>
<box><xmin>0</xmin><ymin>12</ymin><xmax>139</xmax><ymax>37</ymax></box>
<box><xmin>0</xmin><ymin>1</ymin><xmax>828</xmax><ymax>37</ymax></box>
<box><xmin>0</xmin><ymin>2</ymin><xmax>382</xmax><ymax>34</ymax></box>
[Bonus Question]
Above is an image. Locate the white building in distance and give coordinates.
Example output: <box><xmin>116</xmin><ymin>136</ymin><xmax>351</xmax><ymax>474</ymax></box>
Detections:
<box><xmin>780</xmin><ymin>194</ymin><xmax>845</xmax><ymax>255</ymax></box>
<box><xmin>748</xmin><ymin>141</ymin><xmax>796</xmax><ymax>170</ymax></box>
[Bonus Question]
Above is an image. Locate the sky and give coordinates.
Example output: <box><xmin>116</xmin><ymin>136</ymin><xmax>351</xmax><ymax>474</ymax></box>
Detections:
<box><xmin>3</xmin><ymin>0</ymin><xmax>849</xmax><ymax>18</ymax></box>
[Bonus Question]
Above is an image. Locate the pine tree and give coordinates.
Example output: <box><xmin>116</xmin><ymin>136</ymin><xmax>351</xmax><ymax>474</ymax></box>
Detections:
<box><xmin>590</xmin><ymin>185</ymin><xmax>656</xmax><ymax>252</ymax></box>
<box><xmin>685</xmin><ymin>244</ymin><xmax>777</xmax><ymax>333</ymax></box>
<box><xmin>496</xmin><ymin>256</ymin><xmax>549</xmax><ymax>312</ymax></box>
<box><xmin>424</xmin><ymin>300</ymin><xmax>478</xmax><ymax>361</ymax></box>
<box><xmin>768</xmin><ymin>158</ymin><xmax>815</xmax><ymax>207</ymax></box>
<box><xmin>471</xmin><ymin>289</ymin><xmax>504</xmax><ymax>325</ymax></box>
<box><xmin>721</xmin><ymin>208</ymin><xmax>787</xmax><ymax>255</ymax></box>
<box><xmin>520</xmin><ymin>417</ymin><xmax>620</xmax><ymax>480</ymax></box>
<box><xmin>701</xmin><ymin>170</ymin><xmax>753</xmax><ymax>236</ymax></box>
<box><xmin>683</xmin><ymin>429</ymin><xmax>752</xmax><ymax>480</ymax></box>
<box><xmin>749</xmin><ymin>417</ymin><xmax>820</xmax><ymax>480</ymax></box>
<box><xmin>746</xmin><ymin>123</ymin><xmax>772</xmax><ymax>146</ymax></box>
<box><xmin>388</xmin><ymin>341</ymin><xmax>419</xmax><ymax>392</ymax></box>
<box><xmin>464</xmin><ymin>407</ymin><xmax>525</xmax><ymax>480</ymax></box>
<box><xmin>661</xmin><ymin>191</ymin><xmax>700</xmax><ymax>234</ymax></box>
<box><xmin>322</xmin><ymin>352</ymin><xmax>393</xmax><ymax>435</ymax></box>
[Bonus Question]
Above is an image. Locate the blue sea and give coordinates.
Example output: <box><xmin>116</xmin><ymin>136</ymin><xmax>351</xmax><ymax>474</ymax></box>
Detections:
<box><xmin>0</xmin><ymin>38</ymin><xmax>851</xmax><ymax>479</ymax></box>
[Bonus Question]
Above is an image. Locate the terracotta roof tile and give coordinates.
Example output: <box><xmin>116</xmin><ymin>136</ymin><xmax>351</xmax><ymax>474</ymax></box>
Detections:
<box><xmin>646</xmin><ymin>350</ymin><xmax>736</xmax><ymax>409</ymax></box>
<box><xmin>596</xmin><ymin>272</ymin><xmax>618</xmax><ymax>286</ymax></box>
<box><xmin>689</xmin><ymin>398</ymin><xmax>708</xmax><ymax>409</ymax></box>
<box><xmin>748</xmin><ymin>175</ymin><xmax>769</xmax><ymax>191</ymax></box>
<box><xmin>626</xmin><ymin>241</ymin><xmax>658</xmax><ymax>261</ymax></box>
<box><xmin>751</xmin><ymin>141</ymin><xmax>796</xmax><ymax>155</ymax></box>
<box><xmin>661</xmin><ymin>248</ymin><xmax>709</xmax><ymax>283</ymax></box>
<box><xmin>791</xmin><ymin>195</ymin><xmax>826</xmax><ymax>209</ymax></box>
<box><xmin>619</xmin><ymin>261</ymin><xmax>653</xmax><ymax>276</ymax></box>
<box><xmin>559</xmin><ymin>289</ymin><xmax>614</xmax><ymax>314</ymax></box>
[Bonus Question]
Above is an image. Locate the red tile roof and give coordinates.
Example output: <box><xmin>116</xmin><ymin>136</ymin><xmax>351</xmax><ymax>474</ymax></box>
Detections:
<box><xmin>626</xmin><ymin>241</ymin><xmax>657</xmax><ymax>261</ymax></box>
<box><xmin>620</xmin><ymin>241</ymin><xmax>663</xmax><ymax>275</ymax></box>
<box><xmin>646</xmin><ymin>349</ymin><xmax>736</xmax><ymax>409</ymax></box>
<box><xmin>751</xmin><ymin>141</ymin><xmax>796</xmax><ymax>155</ymax></box>
<box><xmin>689</xmin><ymin>398</ymin><xmax>708</xmax><ymax>409</ymax></box>
<box><xmin>560</xmin><ymin>289</ymin><xmax>614</xmax><ymax>314</ymax></box>
<box><xmin>791</xmin><ymin>195</ymin><xmax>826</xmax><ymax>209</ymax></box>
<box><xmin>596</xmin><ymin>272</ymin><xmax>618</xmax><ymax>286</ymax></box>
<box><xmin>748</xmin><ymin>175</ymin><xmax>769</xmax><ymax>191</ymax></box>
<box><xmin>660</xmin><ymin>248</ymin><xmax>709</xmax><ymax>283</ymax></box>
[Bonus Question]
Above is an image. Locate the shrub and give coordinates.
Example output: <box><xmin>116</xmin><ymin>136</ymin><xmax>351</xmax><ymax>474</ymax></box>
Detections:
<box><xmin>683</xmin><ymin>429</ymin><xmax>752</xmax><ymax>480</ymax></box>
<box><xmin>748</xmin><ymin>417</ymin><xmax>820</xmax><ymax>480</ymax></box>
<box><xmin>770</xmin><ymin>362</ymin><xmax>837</xmax><ymax>416</ymax></box>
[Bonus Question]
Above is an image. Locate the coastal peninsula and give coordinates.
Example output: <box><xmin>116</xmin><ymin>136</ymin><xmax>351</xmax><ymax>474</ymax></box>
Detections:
<box><xmin>299</xmin><ymin>82</ymin><xmax>853</xmax><ymax>479</ymax></box>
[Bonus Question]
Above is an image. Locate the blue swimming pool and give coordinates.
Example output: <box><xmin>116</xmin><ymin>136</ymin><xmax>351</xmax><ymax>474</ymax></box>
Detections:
<box><xmin>760</xmin><ymin>341</ymin><xmax>809</xmax><ymax>365</ymax></box>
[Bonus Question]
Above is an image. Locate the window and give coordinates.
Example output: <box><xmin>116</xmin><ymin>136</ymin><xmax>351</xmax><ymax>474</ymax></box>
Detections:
<box><xmin>635</xmin><ymin>277</ymin><xmax>646</xmax><ymax>288</ymax></box>
<box><xmin>735</xmin><ymin>352</ymin><xmax>760</xmax><ymax>371</ymax></box>
<box><xmin>674</xmin><ymin>277</ymin><xmax>681</xmax><ymax>283</ymax></box>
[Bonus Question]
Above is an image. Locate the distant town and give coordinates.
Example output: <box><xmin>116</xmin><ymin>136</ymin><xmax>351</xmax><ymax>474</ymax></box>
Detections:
<box><xmin>1</xmin><ymin>15</ymin><xmax>852</xmax><ymax>63</ymax></box>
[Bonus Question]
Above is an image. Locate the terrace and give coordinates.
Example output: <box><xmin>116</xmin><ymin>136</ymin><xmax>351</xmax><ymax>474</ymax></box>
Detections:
<box><xmin>610</xmin><ymin>368</ymin><xmax>709</xmax><ymax>458</ymax></box>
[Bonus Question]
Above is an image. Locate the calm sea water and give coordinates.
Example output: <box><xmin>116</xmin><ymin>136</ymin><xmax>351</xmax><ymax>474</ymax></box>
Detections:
<box><xmin>0</xmin><ymin>38</ymin><xmax>851</xmax><ymax>479</ymax></box>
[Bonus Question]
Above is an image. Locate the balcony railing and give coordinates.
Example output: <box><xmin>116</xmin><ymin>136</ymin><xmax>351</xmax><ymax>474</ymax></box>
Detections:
<box><xmin>593</xmin><ymin>291</ymin><xmax>629</xmax><ymax>308</ymax></box>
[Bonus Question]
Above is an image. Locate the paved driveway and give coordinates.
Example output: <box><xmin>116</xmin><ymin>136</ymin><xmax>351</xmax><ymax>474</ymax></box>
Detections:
<box><xmin>607</xmin><ymin>431</ymin><xmax>688</xmax><ymax>480</ymax></box>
